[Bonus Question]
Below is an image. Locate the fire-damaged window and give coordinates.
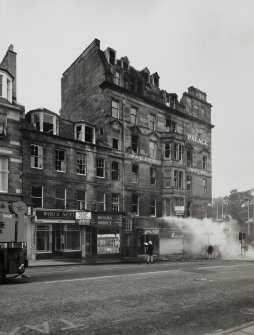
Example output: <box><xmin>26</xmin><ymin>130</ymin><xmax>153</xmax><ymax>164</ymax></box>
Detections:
<box><xmin>55</xmin><ymin>149</ymin><xmax>66</xmax><ymax>172</ymax></box>
<box><xmin>76</xmin><ymin>154</ymin><xmax>86</xmax><ymax>175</ymax></box>
<box><xmin>0</xmin><ymin>157</ymin><xmax>8</xmax><ymax>192</ymax></box>
<box><xmin>164</xmin><ymin>169</ymin><xmax>171</xmax><ymax>188</ymax></box>
<box><xmin>173</xmin><ymin>143</ymin><xmax>183</xmax><ymax>161</ymax></box>
<box><xmin>174</xmin><ymin>170</ymin><xmax>184</xmax><ymax>189</ymax></box>
<box><xmin>55</xmin><ymin>187</ymin><xmax>66</xmax><ymax>209</ymax></box>
<box><xmin>111</xmin><ymin>99</ymin><xmax>119</xmax><ymax>119</ymax></box>
<box><xmin>76</xmin><ymin>190</ymin><xmax>86</xmax><ymax>210</ymax></box>
<box><xmin>112</xmin><ymin>193</ymin><xmax>120</xmax><ymax>212</ymax></box>
<box><xmin>132</xmin><ymin>164</ymin><xmax>139</xmax><ymax>183</ymax></box>
<box><xmin>202</xmin><ymin>155</ymin><xmax>208</xmax><ymax>170</ymax></box>
<box><xmin>150</xmin><ymin>167</ymin><xmax>156</xmax><ymax>185</ymax></box>
<box><xmin>131</xmin><ymin>106</ymin><xmax>138</xmax><ymax>124</ymax></box>
<box><xmin>97</xmin><ymin>192</ymin><xmax>106</xmax><ymax>211</ymax></box>
<box><xmin>32</xmin><ymin>112</ymin><xmax>59</xmax><ymax>135</ymax></box>
<box><xmin>150</xmin><ymin>199</ymin><xmax>156</xmax><ymax>217</ymax></box>
<box><xmin>31</xmin><ymin>144</ymin><xmax>43</xmax><ymax>169</ymax></box>
<box><xmin>96</xmin><ymin>157</ymin><xmax>105</xmax><ymax>178</ymax></box>
<box><xmin>132</xmin><ymin>195</ymin><xmax>139</xmax><ymax>216</ymax></box>
<box><xmin>114</xmin><ymin>71</ymin><xmax>121</xmax><ymax>85</ymax></box>
<box><xmin>166</xmin><ymin>119</ymin><xmax>177</xmax><ymax>132</ymax></box>
<box><xmin>31</xmin><ymin>186</ymin><xmax>43</xmax><ymax>208</ymax></box>
<box><xmin>149</xmin><ymin>114</ymin><xmax>156</xmax><ymax>131</ymax></box>
<box><xmin>164</xmin><ymin>143</ymin><xmax>171</xmax><ymax>159</ymax></box>
<box><xmin>187</xmin><ymin>150</ymin><xmax>193</xmax><ymax>167</ymax></box>
<box><xmin>186</xmin><ymin>175</ymin><xmax>192</xmax><ymax>191</ymax></box>
<box><xmin>149</xmin><ymin>141</ymin><xmax>157</xmax><ymax>158</ymax></box>
<box><xmin>202</xmin><ymin>179</ymin><xmax>207</xmax><ymax>194</ymax></box>
<box><xmin>112</xmin><ymin>161</ymin><xmax>120</xmax><ymax>180</ymax></box>
<box><xmin>131</xmin><ymin>134</ymin><xmax>139</xmax><ymax>154</ymax></box>
<box><xmin>75</xmin><ymin>124</ymin><xmax>95</xmax><ymax>143</ymax></box>
<box><xmin>0</xmin><ymin>122</ymin><xmax>6</xmax><ymax>136</ymax></box>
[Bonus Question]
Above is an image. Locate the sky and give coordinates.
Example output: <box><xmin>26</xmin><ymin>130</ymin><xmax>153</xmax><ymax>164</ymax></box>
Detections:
<box><xmin>0</xmin><ymin>0</ymin><xmax>254</xmax><ymax>198</ymax></box>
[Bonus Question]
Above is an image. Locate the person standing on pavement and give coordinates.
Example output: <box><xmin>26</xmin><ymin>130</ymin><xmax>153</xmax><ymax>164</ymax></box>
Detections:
<box><xmin>146</xmin><ymin>241</ymin><xmax>154</xmax><ymax>264</ymax></box>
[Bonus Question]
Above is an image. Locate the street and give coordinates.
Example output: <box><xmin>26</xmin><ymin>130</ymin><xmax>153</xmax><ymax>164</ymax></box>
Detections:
<box><xmin>1</xmin><ymin>259</ymin><xmax>254</xmax><ymax>335</ymax></box>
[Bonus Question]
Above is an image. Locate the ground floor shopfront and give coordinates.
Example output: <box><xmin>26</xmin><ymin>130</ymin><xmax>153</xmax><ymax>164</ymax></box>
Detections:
<box><xmin>28</xmin><ymin>209</ymin><xmax>125</xmax><ymax>261</ymax></box>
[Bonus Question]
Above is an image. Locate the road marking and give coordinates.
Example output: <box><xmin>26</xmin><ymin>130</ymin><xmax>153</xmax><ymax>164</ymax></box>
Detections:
<box><xmin>196</xmin><ymin>264</ymin><xmax>253</xmax><ymax>270</ymax></box>
<box><xmin>44</xmin><ymin>269</ymin><xmax>181</xmax><ymax>284</ymax></box>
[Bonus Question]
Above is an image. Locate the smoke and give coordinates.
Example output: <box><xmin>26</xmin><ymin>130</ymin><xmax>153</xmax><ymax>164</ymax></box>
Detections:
<box><xmin>162</xmin><ymin>216</ymin><xmax>245</xmax><ymax>259</ymax></box>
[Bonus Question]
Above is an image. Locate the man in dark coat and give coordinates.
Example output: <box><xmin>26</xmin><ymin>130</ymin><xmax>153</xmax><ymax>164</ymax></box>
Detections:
<box><xmin>146</xmin><ymin>241</ymin><xmax>154</xmax><ymax>264</ymax></box>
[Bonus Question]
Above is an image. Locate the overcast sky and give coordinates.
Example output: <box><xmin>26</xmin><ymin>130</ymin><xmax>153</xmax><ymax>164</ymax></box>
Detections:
<box><xmin>0</xmin><ymin>0</ymin><xmax>253</xmax><ymax>198</ymax></box>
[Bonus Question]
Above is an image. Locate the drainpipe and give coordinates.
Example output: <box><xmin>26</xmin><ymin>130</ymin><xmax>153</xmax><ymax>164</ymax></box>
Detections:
<box><xmin>122</xmin><ymin>96</ymin><xmax>125</xmax><ymax>212</ymax></box>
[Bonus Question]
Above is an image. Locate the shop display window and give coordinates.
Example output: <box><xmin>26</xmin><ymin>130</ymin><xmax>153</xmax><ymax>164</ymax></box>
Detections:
<box><xmin>55</xmin><ymin>224</ymin><xmax>81</xmax><ymax>251</ymax></box>
<box><xmin>97</xmin><ymin>229</ymin><xmax>120</xmax><ymax>254</ymax></box>
<box><xmin>36</xmin><ymin>224</ymin><xmax>52</xmax><ymax>252</ymax></box>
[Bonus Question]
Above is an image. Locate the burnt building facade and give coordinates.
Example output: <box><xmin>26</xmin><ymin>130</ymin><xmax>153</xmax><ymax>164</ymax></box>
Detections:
<box><xmin>60</xmin><ymin>39</ymin><xmax>213</xmax><ymax>228</ymax></box>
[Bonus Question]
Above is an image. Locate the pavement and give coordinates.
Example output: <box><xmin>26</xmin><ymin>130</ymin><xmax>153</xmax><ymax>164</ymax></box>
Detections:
<box><xmin>205</xmin><ymin>320</ymin><xmax>254</xmax><ymax>334</ymax></box>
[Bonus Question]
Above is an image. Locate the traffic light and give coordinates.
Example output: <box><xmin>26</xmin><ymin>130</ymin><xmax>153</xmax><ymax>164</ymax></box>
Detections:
<box><xmin>239</xmin><ymin>232</ymin><xmax>246</xmax><ymax>240</ymax></box>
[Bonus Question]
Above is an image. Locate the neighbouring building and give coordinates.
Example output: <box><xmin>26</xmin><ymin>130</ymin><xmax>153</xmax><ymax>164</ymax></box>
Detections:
<box><xmin>60</xmin><ymin>39</ymin><xmax>214</xmax><ymax>257</ymax></box>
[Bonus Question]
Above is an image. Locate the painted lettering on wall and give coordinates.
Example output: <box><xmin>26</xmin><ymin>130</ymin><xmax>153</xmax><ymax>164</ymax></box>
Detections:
<box><xmin>187</xmin><ymin>134</ymin><xmax>207</xmax><ymax>146</ymax></box>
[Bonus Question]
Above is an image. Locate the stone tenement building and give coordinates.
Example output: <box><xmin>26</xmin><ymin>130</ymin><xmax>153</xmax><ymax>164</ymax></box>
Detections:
<box><xmin>60</xmin><ymin>39</ymin><xmax>213</xmax><ymax>229</ymax></box>
<box><xmin>0</xmin><ymin>41</ymin><xmax>214</xmax><ymax>261</ymax></box>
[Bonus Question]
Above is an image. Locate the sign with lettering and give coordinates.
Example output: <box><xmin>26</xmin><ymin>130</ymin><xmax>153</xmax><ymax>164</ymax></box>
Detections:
<box><xmin>175</xmin><ymin>206</ymin><xmax>185</xmax><ymax>215</ymax></box>
<box><xmin>0</xmin><ymin>213</ymin><xmax>15</xmax><ymax>242</ymax></box>
<box><xmin>35</xmin><ymin>210</ymin><xmax>76</xmax><ymax>223</ymax></box>
<box><xmin>187</xmin><ymin>134</ymin><xmax>208</xmax><ymax>146</ymax></box>
<box><xmin>186</xmin><ymin>167</ymin><xmax>211</xmax><ymax>177</ymax></box>
<box><xmin>144</xmin><ymin>229</ymin><xmax>160</xmax><ymax>235</ymax></box>
<box><xmin>125</xmin><ymin>153</ymin><xmax>161</xmax><ymax>166</ymax></box>
<box><xmin>91</xmin><ymin>214</ymin><xmax>123</xmax><ymax>228</ymax></box>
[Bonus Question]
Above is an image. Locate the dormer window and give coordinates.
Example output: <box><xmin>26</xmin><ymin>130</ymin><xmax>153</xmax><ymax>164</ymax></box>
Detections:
<box><xmin>0</xmin><ymin>70</ymin><xmax>13</xmax><ymax>103</ymax></box>
<box><xmin>31</xmin><ymin>112</ymin><xmax>59</xmax><ymax>135</ymax></box>
<box><xmin>109</xmin><ymin>50</ymin><xmax>116</xmax><ymax>65</ymax></box>
<box><xmin>75</xmin><ymin>124</ymin><xmax>95</xmax><ymax>144</ymax></box>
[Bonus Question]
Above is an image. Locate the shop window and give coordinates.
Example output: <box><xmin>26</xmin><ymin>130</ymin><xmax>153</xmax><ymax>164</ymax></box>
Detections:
<box><xmin>186</xmin><ymin>175</ymin><xmax>192</xmax><ymax>191</ymax></box>
<box><xmin>132</xmin><ymin>164</ymin><xmax>139</xmax><ymax>183</ymax></box>
<box><xmin>36</xmin><ymin>224</ymin><xmax>52</xmax><ymax>252</ymax></box>
<box><xmin>150</xmin><ymin>167</ymin><xmax>156</xmax><ymax>185</ymax></box>
<box><xmin>31</xmin><ymin>144</ymin><xmax>43</xmax><ymax>169</ymax></box>
<box><xmin>96</xmin><ymin>157</ymin><xmax>105</xmax><ymax>178</ymax></box>
<box><xmin>55</xmin><ymin>224</ymin><xmax>81</xmax><ymax>251</ymax></box>
<box><xmin>0</xmin><ymin>157</ymin><xmax>8</xmax><ymax>193</ymax></box>
<box><xmin>186</xmin><ymin>201</ymin><xmax>192</xmax><ymax>217</ymax></box>
<box><xmin>75</xmin><ymin>124</ymin><xmax>95</xmax><ymax>143</ymax></box>
<box><xmin>76</xmin><ymin>190</ymin><xmax>86</xmax><ymax>210</ymax></box>
<box><xmin>187</xmin><ymin>150</ymin><xmax>193</xmax><ymax>167</ymax></box>
<box><xmin>131</xmin><ymin>134</ymin><xmax>139</xmax><ymax>154</ymax></box>
<box><xmin>202</xmin><ymin>204</ymin><xmax>207</xmax><ymax>219</ymax></box>
<box><xmin>174</xmin><ymin>170</ymin><xmax>184</xmax><ymax>189</ymax></box>
<box><xmin>76</xmin><ymin>153</ymin><xmax>86</xmax><ymax>175</ymax></box>
<box><xmin>150</xmin><ymin>199</ymin><xmax>156</xmax><ymax>217</ymax></box>
<box><xmin>55</xmin><ymin>187</ymin><xmax>66</xmax><ymax>209</ymax></box>
<box><xmin>202</xmin><ymin>155</ymin><xmax>208</xmax><ymax>170</ymax></box>
<box><xmin>131</xmin><ymin>106</ymin><xmax>138</xmax><ymax>124</ymax></box>
<box><xmin>175</xmin><ymin>198</ymin><xmax>184</xmax><ymax>206</ymax></box>
<box><xmin>55</xmin><ymin>149</ymin><xmax>66</xmax><ymax>172</ymax></box>
<box><xmin>149</xmin><ymin>141</ymin><xmax>157</xmax><ymax>158</ymax></box>
<box><xmin>114</xmin><ymin>71</ymin><xmax>121</xmax><ymax>85</ymax></box>
<box><xmin>132</xmin><ymin>195</ymin><xmax>139</xmax><ymax>216</ymax></box>
<box><xmin>31</xmin><ymin>186</ymin><xmax>43</xmax><ymax>208</ymax></box>
<box><xmin>97</xmin><ymin>192</ymin><xmax>106</xmax><ymax>211</ymax></box>
<box><xmin>173</xmin><ymin>143</ymin><xmax>183</xmax><ymax>161</ymax></box>
<box><xmin>112</xmin><ymin>193</ymin><xmax>120</xmax><ymax>212</ymax></box>
<box><xmin>202</xmin><ymin>179</ymin><xmax>207</xmax><ymax>194</ymax></box>
<box><xmin>111</xmin><ymin>99</ymin><xmax>119</xmax><ymax>119</ymax></box>
<box><xmin>164</xmin><ymin>143</ymin><xmax>171</xmax><ymax>158</ymax></box>
<box><xmin>112</xmin><ymin>161</ymin><xmax>120</xmax><ymax>180</ymax></box>
<box><xmin>112</xmin><ymin>137</ymin><xmax>119</xmax><ymax>150</ymax></box>
<box><xmin>149</xmin><ymin>114</ymin><xmax>156</xmax><ymax>130</ymax></box>
<box><xmin>97</xmin><ymin>230</ymin><xmax>120</xmax><ymax>254</ymax></box>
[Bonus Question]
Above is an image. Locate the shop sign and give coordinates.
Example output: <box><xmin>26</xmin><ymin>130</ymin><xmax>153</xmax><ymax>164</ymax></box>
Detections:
<box><xmin>175</xmin><ymin>206</ymin><xmax>185</xmax><ymax>215</ymax></box>
<box><xmin>35</xmin><ymin>210</ymin><xmax>76</xmax><ymax>223</ymax></box>
<box><xmin>144</xmin><ymin>229</ymin><xmax>160</xmax><ymax>235</ymax></box>
<box><xmin>186</xmin><ymin>167</ymin><xmax>211</xmax><ymax>176</ymax></box>
<box><xmin>75</xmin><ymin>211</ymin><xmax>91</xmax><ymax>225</ymax></box>
<box><xmin>91</xmin><ymin>214</ymin><xmax>123</xmax><ymax>227</ymax></box>
<box><xmin>170</xmin><ymin>232</ymin><xmax>184</xmax><ymax>239</ymax></box>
